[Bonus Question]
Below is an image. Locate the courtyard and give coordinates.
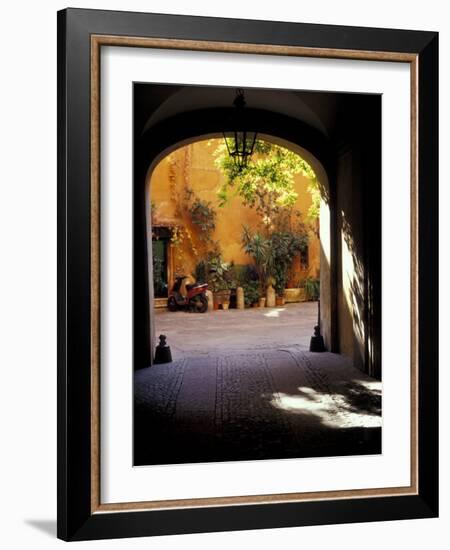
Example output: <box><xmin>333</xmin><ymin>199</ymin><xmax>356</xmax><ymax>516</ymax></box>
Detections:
<box><xmin>134</xmin><ymin>303</ymin><xmax>382</xmax><ymax>465</ymax></box>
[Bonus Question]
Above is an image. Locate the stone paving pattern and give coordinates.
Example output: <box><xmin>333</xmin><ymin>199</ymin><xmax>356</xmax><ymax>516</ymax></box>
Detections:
<box><xmin>134</xmin><ymin>305</ymin><xmax>382</xmax><ymax>465</ymax></box>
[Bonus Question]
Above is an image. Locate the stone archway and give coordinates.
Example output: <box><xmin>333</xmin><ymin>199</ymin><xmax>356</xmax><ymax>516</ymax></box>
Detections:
<box><xmin>133</xmin><ymin>91</ymin><xmax>383</xmax><ymax>466</ymax></box>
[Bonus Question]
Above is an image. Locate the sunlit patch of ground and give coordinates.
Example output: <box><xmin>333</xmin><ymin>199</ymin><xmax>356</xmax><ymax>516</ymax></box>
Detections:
<box><xmin>272</xmin><ymin>384</ymin><xmax>382</xmax><ymax>429</ymax></box>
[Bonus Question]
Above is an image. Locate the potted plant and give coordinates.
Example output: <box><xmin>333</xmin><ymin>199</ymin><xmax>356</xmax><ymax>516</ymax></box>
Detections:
<box><xmin>194</xmin><ymin>251</ymin><xmax>233</xmax><ymax>308</ymax></box>
<box><xmin>209</xmin><ymin>258</ymin><xmax>232</xmax><ymax>307</ymax></box>
<box><xmin>270</xmin><ymin>230</ymin><xmax>308</xmax><ymax>306</ymax></box>
<box><xmin>303</xmin><ymin>276</ymin><xmax>320</xmax><ymax>301</ymax></box>
<box><xmin>241</xmin><ymin>227</ymin><xmax>274</xmax><ymax>300</ymax></box>
<box><xmin>242</xmin><ymin>278</ymin><xmax>260</xmax><ymax>308</ymax></box>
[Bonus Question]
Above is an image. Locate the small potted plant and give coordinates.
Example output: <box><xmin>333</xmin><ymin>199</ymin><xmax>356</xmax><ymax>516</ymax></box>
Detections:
<box><xmin>204</xmin><ymin>254</ymin><xmax>231</xmax><ymax>308</ymax></box>
<box><xmin>243</xmin><ymin>279</ymin><xmax>260</xmax><ymax>308</ymax></box>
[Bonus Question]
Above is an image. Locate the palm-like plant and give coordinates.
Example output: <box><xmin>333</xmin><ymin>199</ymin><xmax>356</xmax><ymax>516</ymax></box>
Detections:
<box><xmin>241</xmin><ymin>226</ymin><xmax>274</xmax><ymax>291</ymax></box>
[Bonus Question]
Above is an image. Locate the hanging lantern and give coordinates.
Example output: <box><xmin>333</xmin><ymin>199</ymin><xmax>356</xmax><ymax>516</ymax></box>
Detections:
<box><xmin>223</xmin><ymin>89</ymin><xmax>257</xmax><ymax>171</ymax></box>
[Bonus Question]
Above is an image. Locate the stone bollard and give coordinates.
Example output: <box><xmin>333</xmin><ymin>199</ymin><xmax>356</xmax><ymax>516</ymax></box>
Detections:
<box><xmin>266</xmin><ymin>283</ymin><xmax>276</xmax><ymax>307</ymax></box>
<box><xmin>236</xmin><ymin>286</ymin><xmax>245</xmax><ymax>309</ymax></box>
<box><xmin>154</xmin><ymin>334</ymin><xmax>172</xmax><ymax>364</ymax></box>
<box><xmin>206</xmin><ymin>289</ymin><xmax>214</xmax><ymax>312</ymax></box>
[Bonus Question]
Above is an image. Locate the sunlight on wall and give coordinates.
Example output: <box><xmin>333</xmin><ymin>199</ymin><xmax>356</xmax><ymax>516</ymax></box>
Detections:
<box><xmin>341</xmin><ymin>227</ymin><xmax>365</xmax><ymax>357</ymax></box>
<box><xmin>319</xmin><ymin>199</ymin><xmax>331</xmax><ymax>348</ymax></box>
<box><xmin>341</xmin><ymin>230</ymin><xmax>353</xmax><ymax>316</ymax></box>
<box><xmin>319</xmin><ymin>199</ymin><xmax>330</xmax><ymax>265</ymax></box>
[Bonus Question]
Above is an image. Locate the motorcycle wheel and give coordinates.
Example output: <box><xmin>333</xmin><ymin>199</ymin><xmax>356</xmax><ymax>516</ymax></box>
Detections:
<box><xmin>167</xmin><ymin>296</ymin><xmax>178</xmax><ymax>312</ymax></box>
<box><xmin>189</xmin><ymin>294</ymin><xmax>208</xmax><ymax>313</ymax></box>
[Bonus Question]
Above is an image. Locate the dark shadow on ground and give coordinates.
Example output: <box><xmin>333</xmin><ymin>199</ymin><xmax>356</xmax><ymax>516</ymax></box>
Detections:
<box><xmin>134</xmin><ymin>415</ymin><xmax>381</xmax><ymax>466</ymax></box>
<box><xmin>134</xmin><ymin>355</ymin><xmax>381</xmax><ymax>466</ymax></box>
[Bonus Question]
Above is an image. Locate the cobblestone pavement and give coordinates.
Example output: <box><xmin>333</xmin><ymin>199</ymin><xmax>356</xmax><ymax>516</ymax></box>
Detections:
<box><xmin>134</xmin><ymin>335</ymin><xmax>382</xmax><ymax>465</ymax></box>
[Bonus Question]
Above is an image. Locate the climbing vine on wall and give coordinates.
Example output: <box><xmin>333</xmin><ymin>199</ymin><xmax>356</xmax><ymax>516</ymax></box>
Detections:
<box><xmin>186</xmin><ymin>194</ymin><xmax>216</xmax><ymax>244</ymax></box>
<box><xmin>167</xmin><ymin>148</ymin><xmax>210</xmax><ymax>276</ymax></box>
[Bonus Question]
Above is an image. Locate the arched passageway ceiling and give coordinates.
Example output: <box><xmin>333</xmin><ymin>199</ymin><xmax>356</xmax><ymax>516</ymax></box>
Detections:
<box><xmin>141</xmin><ymin>87</ymin><xmax>341</xmax><ymax>138</ymax></box>
<box><xmin>138</xmin><ymin>107</ymin><xmax>334</xmax><ymax>197</ymax></box>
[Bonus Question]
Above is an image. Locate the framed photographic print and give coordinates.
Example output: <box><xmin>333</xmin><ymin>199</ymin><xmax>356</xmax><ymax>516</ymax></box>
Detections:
<box><xmin>57</xmin><ymin>8</ymin><xmax>438</xmax><ymax>541</ymax></box>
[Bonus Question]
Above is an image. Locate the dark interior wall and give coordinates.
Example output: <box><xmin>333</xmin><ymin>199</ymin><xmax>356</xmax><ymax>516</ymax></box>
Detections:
<box><xmin>364</xmin><ymin>97</ymin><xmax>382</xmax><ymax>379</ymax></box>
<box><xmin>333</xmin><ymin>95</ymin><xmax>382</xmax><ymax>378</ymax></box>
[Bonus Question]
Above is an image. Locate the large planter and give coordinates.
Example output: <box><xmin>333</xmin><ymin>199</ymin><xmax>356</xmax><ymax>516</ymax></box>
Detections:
<box><xmin>284</xmin><ymin>288</ymin><xmax>306</xmax><ymax>303</ymax></box>
<box><xmin>213</xmin><ymin>289</ymin><xmax>231</xmax><ymax>306</ymax></box>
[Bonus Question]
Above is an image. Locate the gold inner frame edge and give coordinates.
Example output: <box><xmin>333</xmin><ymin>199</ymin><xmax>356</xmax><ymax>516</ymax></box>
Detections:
<box><xmin>90</xmin><ymin>34</ymin><xmax>419</xmax><ymax>514</ymax></box>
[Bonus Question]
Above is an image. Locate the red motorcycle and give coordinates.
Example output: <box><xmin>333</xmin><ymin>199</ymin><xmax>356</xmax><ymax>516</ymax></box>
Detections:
<box><xmin>168</xmin><ymin>276</ymin><xmax>209</xmax><ymax>313</ymax></box>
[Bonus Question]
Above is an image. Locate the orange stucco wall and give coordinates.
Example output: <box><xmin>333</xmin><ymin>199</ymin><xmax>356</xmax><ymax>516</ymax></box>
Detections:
<box><xmin>149</xmin><ymin>139</ymin><xmax>320</xmax><ymax>286</ymax></box>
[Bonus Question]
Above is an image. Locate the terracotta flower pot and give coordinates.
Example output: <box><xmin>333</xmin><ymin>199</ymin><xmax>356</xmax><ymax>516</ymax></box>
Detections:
<box><xmin>213</xmin><ymin>289</ymin><xmax>231</xmax><ymax>306</ymax></box>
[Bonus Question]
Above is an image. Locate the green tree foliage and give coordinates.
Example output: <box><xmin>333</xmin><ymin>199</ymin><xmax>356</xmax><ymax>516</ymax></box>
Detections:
<box><xmin>215</xmin><ymin>140</ymin><xmax>318</xmax><ymax>228</ymax></box>
<box><xmin>208</xmin><ymin>139</ymin><xmax>320</xmax><ymax>296</ymax></box>
<box><xmin>307</xmin><ymin>179</ymin><xmax>321</xmax><ymax>221</ymax></box>
<box><xmin>214</xmin><ymin>139</ymin><xmax>317</xmax><ymax>295</ymax></box>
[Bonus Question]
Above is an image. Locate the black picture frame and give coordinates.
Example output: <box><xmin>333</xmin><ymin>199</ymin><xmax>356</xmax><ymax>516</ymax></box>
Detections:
<box><xmin>57</xmin><ymin>8</ymin><xmax>438</xmax><ymax>541</ymax></box>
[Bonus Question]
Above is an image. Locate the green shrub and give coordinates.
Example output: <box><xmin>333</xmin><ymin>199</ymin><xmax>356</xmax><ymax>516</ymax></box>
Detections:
<box><xmin>194</xmin><ymin>252</ymin><xmax>235</xmax><ymax>292</ymax></box>
<box><xmin>194</xmin><ymin>259</ymin><xmax>208</xmax><ymax>284</ymax></box>
<box><xmin>270</xmin><ymin>231</ymin><xmax>308</xmax><ymax>296</ymax></box>
<box><xmin>302</xmin><ymin>277</ymin><xmax>320</xmax><ymax>301</ymax></box>
<box><xmin>242</xmin><ymin>279</ymin><xmax>260</xmax><ymax>306</ymax></box>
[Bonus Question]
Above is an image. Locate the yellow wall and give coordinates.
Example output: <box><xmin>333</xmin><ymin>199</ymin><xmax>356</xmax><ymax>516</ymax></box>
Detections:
<box><xmin>150</xmin><ymin>139</ymin><xmax>320</xmax><ymax>286</ymax></box>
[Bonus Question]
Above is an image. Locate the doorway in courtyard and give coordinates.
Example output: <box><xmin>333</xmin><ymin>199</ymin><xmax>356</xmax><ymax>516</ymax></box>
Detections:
<box><xmin>133</xmin><ymin>84</ymin><xmax>382</xmax><ymax>466</ymax></box>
